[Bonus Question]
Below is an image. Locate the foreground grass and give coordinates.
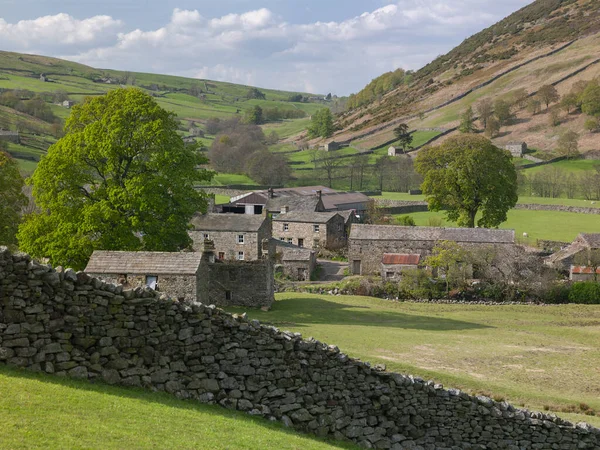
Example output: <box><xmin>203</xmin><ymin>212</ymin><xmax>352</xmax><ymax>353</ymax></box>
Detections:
<box><xmin>0</xmin><ymin>365</ymin><xmax>352</xmax><ymax>450</ymax></box>
<box><xmin>230</xmin><ymin>294</ymin><xmax>600</xmax><ymax>427</ymax></box>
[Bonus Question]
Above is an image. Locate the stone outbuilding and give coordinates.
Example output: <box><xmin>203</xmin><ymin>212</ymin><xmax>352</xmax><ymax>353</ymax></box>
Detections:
<box><xmin>85</xmin><ymin>251</ymin><xmax>203</xmax><ymax>303</ymax></box>
<box><xmin>388</xmin><ymin>146</ymin><xmax>402</xmax><ymax>156</ymax></box>
<box><xmin>349</xmin><ymin>225</ymin><xmax>515</xmax><ymax>275</ymax></box>
<box><xmin>381</xmin><ymin>253</ymin><xmax>421</xmax><ymax>280</ymax></box>
<box><xmin>273</xmin><ymin>211</ymin><xmax>347</xmax><ymax>250</ymax></box>
<box><xmin>322</xmin><ymin>141</ymin><xmax>341</xmax><ymax>152</ymax></box>
<box><xmin>273</xmin><ymin>239</ymin><xmax>317</xmax><ymax>281</ymax></box>
<box><xmin>502</xmin><ymin>142</ymin><xmax>527</xmax><ymax>158</ymax></box>
<box><xmin>189</xmin><ymin>214</ymin><xmax>271</xmax><ymax>261</ymax></box>
<box><xmin>570</xmin><ymin>265</ymin><xmax>600</xmax><ymax>282</ymax></box>
<box><xmin>546</xmin><ymin>233</ymin><xmax>600</xmax><ymax>270</ymax></box>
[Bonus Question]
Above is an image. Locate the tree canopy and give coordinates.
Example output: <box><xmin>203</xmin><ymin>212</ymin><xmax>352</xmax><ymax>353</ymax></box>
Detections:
<box><xmin>18</xmin><ymin>88</ymin><xmax>213</xmax><ymax>270</ymax></box>
<box><xmin>0</xmin><ymin>151</ymin><xmax>27</xmax><ymax>247</ymax></box>
<box><xmin>415</xmin><ymin>135</ymin><xmax>518</xmax><ymax>228</ymax></box>
<box><xmin>393</xmin><ymin>123</ymin><xmax>413</xmax><ymax>152</ymax></box>
<box><xmin>307</xmin><ymin>108</ymin><xmax>334</xmax><ymax>138</ymax></box>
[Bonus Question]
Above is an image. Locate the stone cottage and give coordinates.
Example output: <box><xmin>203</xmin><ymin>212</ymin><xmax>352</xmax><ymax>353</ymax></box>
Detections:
<box><xmin>85</xmin><ymin>251</ymin><xmax>203</xmax><ymax>303</ymax></box>
<box><xmin>189</xmin><ymin>214</ymin><xmax>271</xmax><ymax>261</ymax></box>
<box><xmin>503</xmin><ymin>142</ymin><xmax>527</xmax><ymax>158</ymax></box>
<box><xmin>381</xmin><ymin>253</ymin><xmax>421</xmax><ymax>280</ymax></box>
<box><xmin>547</xmin><ymin>233</ymin><xmax>600</xmax><ymax>270</ymax></box>
<box><xmin>273</xmin><ymin>211</ymin><xmax>346</xmax><ymax>250</ymax></box>
<box><xmin>349</xmin><ymin>225</ymin><xmax>515</xmax><ymax>275</ymax></box>
<box><xmin>272</xmin><ymin>239</ymin><xmax>317</xmax><ymax>281</ymax></box>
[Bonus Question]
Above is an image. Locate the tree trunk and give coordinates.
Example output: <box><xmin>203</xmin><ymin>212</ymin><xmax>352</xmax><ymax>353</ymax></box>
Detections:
<box><xmin>467</xmin><ymin>209</ymin><xmax>477</xmax><ymax>228</ymax></box>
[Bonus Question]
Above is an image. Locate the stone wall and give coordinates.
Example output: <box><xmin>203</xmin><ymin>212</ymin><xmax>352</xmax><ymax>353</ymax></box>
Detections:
<box><xmin>87</xmin><ymin>273</ymin><xmax>197</xmax><ymax>303</ymax></box>
<box><xmin>0</xmin><ymin>247</ymin><xmax>598</xmax><ymax>449</ymax></box>
<box><xmin>515</xmin><ymin>204</ymin><xmax>600</xmax><ymax>215</ymax></box>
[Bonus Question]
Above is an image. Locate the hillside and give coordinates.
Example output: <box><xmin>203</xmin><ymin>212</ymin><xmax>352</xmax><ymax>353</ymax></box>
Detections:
<box><xmin>0</xmin><ymin>50</ymin><xmax>324</xmax><ymax>173</ymax></box>
<box><xmin>328</xmin><ymin>0</ymin><xmax>600</xmax><ymax>157</ymax></box>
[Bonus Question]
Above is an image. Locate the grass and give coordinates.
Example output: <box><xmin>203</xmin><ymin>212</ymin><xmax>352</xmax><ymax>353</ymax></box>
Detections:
<box><xmin>212</xmin><ymin>173</ymin><xmax>257</xmax><ymax>186</ymax></box>
<box><xmin>396</xmin><ymin>209</ymin><xmax>600</xmax><ymax>243</ymax></box>
<box><xmin>523</xmin><ymin>159</ymin><xmax>600</xmax><ymax>175</ymax></box>
<box><xmin>262</xmin><ymin>118</ymin><xmax>312</xmax><ymax>139</ymax></box>
<box><xmin>0</xmin><ymin>365</ymin><xmax>351</xmax><ymax>450</ymax></box>
<box><xmin>229</xmin><ymin>293</ymin><xmax>600</xmax><ymax>427</ymax></box>
<box><xmin>214</xmin><ymin>194</ymin><xmax>230</xmax><ymax>205</ymax></box>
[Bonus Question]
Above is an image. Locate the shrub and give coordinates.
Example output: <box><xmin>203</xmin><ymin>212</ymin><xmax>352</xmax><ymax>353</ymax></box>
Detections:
<box><xmin>542</xmin><ymin>283</ymin><xmax>571</xmax><ymax>304</ymax></box>
<box><xmin>568</xmin><ymin>282</ymin><xmax>600</xmax><ymax>304</ymax></box>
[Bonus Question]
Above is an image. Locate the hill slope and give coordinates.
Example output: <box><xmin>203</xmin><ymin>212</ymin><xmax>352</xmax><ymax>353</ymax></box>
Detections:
<box><xmin>331</xmin><ymin>0</ymin><xmax>600</xmax><ymax>156</ymax></box>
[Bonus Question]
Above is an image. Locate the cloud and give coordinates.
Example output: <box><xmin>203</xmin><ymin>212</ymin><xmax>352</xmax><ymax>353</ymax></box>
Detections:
<box><xmin>0</xmin><ymin>1</ymin><xmax>532</xmax><ymax>94</ymax></box>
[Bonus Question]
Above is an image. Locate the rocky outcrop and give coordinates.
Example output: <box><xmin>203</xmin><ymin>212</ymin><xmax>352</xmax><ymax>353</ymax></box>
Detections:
<box><xmin>0</xmin><ymin>247</ymin><xmax>598</xmax><ymax>449</ymax></box>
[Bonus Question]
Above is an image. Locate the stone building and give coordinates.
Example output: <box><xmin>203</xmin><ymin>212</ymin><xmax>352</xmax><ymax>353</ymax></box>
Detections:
<box><xmin>349</xmin><ymin>224</ymin><xmax>515</xmax><ymax>275</ymax></box>
<box><xmin>570</xmin><ymin>265</ymin><xmax>600</xmax><ymax>282</ymax></box>
<box><xmin>189</xmin><ymin>214</ymin><xmax>271</xmax><ymax>261</ymax></box>
<box><xmin>388</xmin><ymin>146</ymin><xmax>401</xmax><ymax>156</ymax></box>
<box><xmin>547</xmin><ymin>233</ymin><xmax>600</xmax><ymax>270</ymax></box>
<box><xmin>381</xmin><ymin>253</ymin><xmax>420</xmax><ymax>280</ymax></box>
<box><xmin>273</xmin><ymin>211</ymin><xmax>346</xmax><ymax>250</ymax></box>
<box><xmin>502</xmin><ymin>142</ymin><xmax>527</xmax><ymax>157</ymax></box>
<box><xmin>322</xmin><ymin>141</ymin><xmax>340</xmax><ymax>151</ymax></box>
<box><xmin>273</xmin><ymin>239</ymin><xmax>316</xmax><ymax>281</ymax></box>
<box><xmin>85</xmin><ymin>251</ymin><xmax>203</xmax><ymax>303</ymax></box>
<box><xmin>62</xmin><ymin>100</ymin><xmax>75</xmax><ymax>108</ymax></box>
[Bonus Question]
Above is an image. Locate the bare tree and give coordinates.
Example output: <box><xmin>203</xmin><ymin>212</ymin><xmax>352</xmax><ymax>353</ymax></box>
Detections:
<box><xmin>319</xmin><ymin>156</ymin><xmax>342</xmax><ymax>188</ymax></box>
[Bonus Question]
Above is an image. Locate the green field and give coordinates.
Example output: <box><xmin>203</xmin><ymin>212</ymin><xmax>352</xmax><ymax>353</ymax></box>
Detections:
<box><xmin>229</xmin><ymin>293</ymin><xmax>600</xmax><ymax>427</ymax></box>
<box><xmin>395</xmin><ymin>209</ymin><xmax>600</xmax><ymax>243</ymax></box>
<box><xmin>0</xmin><ymin>365</ymin><xmax>350</xmax><ymax>450</ymax></box>
<box><xmin>523</xmin><ymin>158</ymin><xmax>600</xmax><ymax>175</ymax></box>
<box><xmin>212</xmin><ymin>173</ymin><xmax>257</xmax><ymax>186</ymax></box>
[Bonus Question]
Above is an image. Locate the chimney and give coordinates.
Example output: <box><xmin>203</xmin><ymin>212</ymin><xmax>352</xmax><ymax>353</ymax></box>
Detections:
<box><xmin>316</xmin><ymin>190</ymin><xmax>322</xmax><ymax>201</ymax></box>
<box><xmin>268</xmin><ymin>187</ymin><xmax>274</xmax><ymax>199</ymax></box>
<box><xmin>281</xmin><ymin>205</ymin><xmax>289</xmax><ymax>214</ymax></box>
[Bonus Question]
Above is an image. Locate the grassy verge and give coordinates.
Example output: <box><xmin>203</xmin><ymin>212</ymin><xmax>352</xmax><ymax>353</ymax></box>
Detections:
<box><xmin>0</xmin><ymin>365</ymin><xmax>352</xmax><ymax>450</ymax></box>
<box><xmin>229</xmin><ymin>293</ymin><xmax>600</xmax><ymax>427</ymax></box>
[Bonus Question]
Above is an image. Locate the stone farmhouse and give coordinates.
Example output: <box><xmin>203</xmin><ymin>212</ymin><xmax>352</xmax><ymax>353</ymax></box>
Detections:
<box><xmin>272</xmin><ymin>239</ymin><xmax>316</xmax><ymax>281</ymax></box>
<box><xmin>381</xmin><ymin>253</ymin><xmax>421</xmax><ymax>280</ymax></box>
<box><xmin>85</xmin><ymin>241</ymin><xmax>274</xmax><ymax>309</ymax></box>
<box><xmin>547</xmin><ymin>233</ymin><xmax>600</xmax><ymax>270</ymax></box>
<box><xmin>273</xmin><ymin>211</ymin><xmax>347</xmax><ymax>250</ymax></box>
<box><xmin>189</xmin><ymin>214</ymin><xmax>271</xmax><ymax>261</ymax></box>
<box><xmin>349</xmin><ymin>225</ymin><xmax>515</xmax><ymax>275</ymax></box>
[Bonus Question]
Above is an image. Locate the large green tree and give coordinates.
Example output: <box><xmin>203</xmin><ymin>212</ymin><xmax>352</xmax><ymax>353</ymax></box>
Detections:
<box><xmin>18</xmin><ymin>88</ymin><xmax>213</xmax><ymax>269</ymax></box>
<box><xmin>393</xmin><ymin>123</ymin><xmax>413</xmax><ymax>152</ymax></box>
<box><xmin>415</xmin><ymin>135</ymin><xmax>518</xmax><ymax>228</ymax></box>
<box><xmin>0</xmin><ymin>151</ymin><xmax>27</xmax><ymax>247</ymax></box>
<box><xmin>307</xmin><ymin>108</ymin><xmax>334</xmax><ymax>138</ymax></box>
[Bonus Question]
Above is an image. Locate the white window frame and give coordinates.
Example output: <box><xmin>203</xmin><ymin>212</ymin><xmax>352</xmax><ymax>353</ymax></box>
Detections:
<box><xmin>237</xmin><ymin>234</ymin><xmax>245</xmax><ymax>244</ymax></box>
<box><xmin>203</xmin><ymin>233</ymin><xmax>210</xmax><ymax>240</ymax></box>
<box><xmin>287</xmin><ymin>238</ymin><xmax>293</xmax><ymax>244</ymax></box>
<box><xmin>237</xmin><ymin>251</ymin><xmax>245</xmax><ymax>261</ymax></box>
<box><xmin>313</xmin><ymin>224</ymin><xmax>320</xmax><ymax>233</ymax></box>
<box><xmin>283</xmin><ymin>223</ymin><xmax>289</xmax><ymax>232</ymax></box>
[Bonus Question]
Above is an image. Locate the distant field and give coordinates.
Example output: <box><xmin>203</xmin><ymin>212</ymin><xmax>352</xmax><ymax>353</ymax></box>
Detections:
<box><xmin>212</xmin><ymin>173</ymin><xmax>257</xmax><ymax>186</ymax></box>
<box><xmin>522</xmin><ymin>158</ymin><xmax>600</xmax><ymax>175</ymax></box>
<box><xmin>397</xmin><ymin>209</ymin><xmax>600</xmax><ymax>243</ymax></box>
<box><xmin>0</xmin><ymin>365</ymin><xmax>348</xmax><ymax>450</ymax></box>
<box><xmin>229</xmin><ymin>294</ymin><xmax>600</xmax><ymax>428</ymax></box>
<box><xmin>262</xmin><ymin>118</ymin><xmax>312</xmax><ymax>139</ymax></box>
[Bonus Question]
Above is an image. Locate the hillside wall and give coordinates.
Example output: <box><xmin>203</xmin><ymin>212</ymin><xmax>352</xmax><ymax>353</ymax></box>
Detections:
<box><xmin>0</xmin><ymin>247</ymin><xmax>598</xmax><ymax>449</ymax></box>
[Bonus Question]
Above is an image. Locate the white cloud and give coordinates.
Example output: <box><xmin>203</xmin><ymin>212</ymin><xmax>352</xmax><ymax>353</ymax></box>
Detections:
<box><xmin>0</xmin><ymin>1</ymin><xmax>532</xmax><ymax>94</ymax></box>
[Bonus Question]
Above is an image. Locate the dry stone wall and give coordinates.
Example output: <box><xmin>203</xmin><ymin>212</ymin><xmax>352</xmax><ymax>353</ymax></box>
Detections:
<box><xmin>0</xmin><ymin>247</ymin><xmax>598</xmax><ymax>449</ymax></box>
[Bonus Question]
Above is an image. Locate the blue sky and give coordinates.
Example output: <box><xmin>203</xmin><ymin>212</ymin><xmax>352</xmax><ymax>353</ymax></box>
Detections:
<box><xmin>0</xmin><ymin>1</ymin><xmax>533</xmax><ymax>94</ymax></box>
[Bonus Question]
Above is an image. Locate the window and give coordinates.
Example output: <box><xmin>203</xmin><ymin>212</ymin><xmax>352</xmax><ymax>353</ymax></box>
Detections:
<box><xmin>225</xmin><ymin>291</ymin><xmax>232</xmax><ymax>301</ymax></box>
<box><xmin>298</xmin><ymin>238</ymin><xmax>304</xmax><ymax>248</ymax></box>
<box><xmin>117</xmin><ymin>274</ymin><xmax>128</xmax><ymax>285</ymax></box>
<box><xmin>237</xmin><ymin>234</ymin><xmax>245</xmax><ymax>244</ymax></box>
<box><xmin>218</xmin><ymin>252</ymin><xmax>225</xmax><ymax>260</ymax></box>
<box><xmin>237</xmin><ymin>251</ymin><xmax>245</xmax><ymax>261</ymax></box>
<box><xmin>145</xmin><ymin>275</ymin><xmax>158</xmax><ymax>290</ymax></box>
<box><xmin>203</xmin><ymin>233</ymin><xmax>210</xmax><ymax>240</ymax></box>
<box><xmin>280</xmin><ymin>237</ymin><xmax>285</xmax><ymax>241</ymax></box>
<box><xmin>313</xmin><ymin>239</ymin><xmax>320</xmax><ymax>248</ymax></box>
<box><xmin>313</xmin><ymin>224</ymin><xmax>320</xmax><ymax>233</ymax></box>
<box><xmin>287</xmin><ymin>238</ymin><xmax>293</xmax><ymax>244</ymax></box>
<box><xmin>283</xmin><ymin>223</ymin><xmax>289</xmax><ymax>232</ymax></box>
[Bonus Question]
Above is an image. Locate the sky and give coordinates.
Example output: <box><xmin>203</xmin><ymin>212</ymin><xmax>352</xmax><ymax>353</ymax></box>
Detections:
<box><xmin>0</xmin><ymin>0</ymin><xmax>533</xmax><ymax>95</ymax></box>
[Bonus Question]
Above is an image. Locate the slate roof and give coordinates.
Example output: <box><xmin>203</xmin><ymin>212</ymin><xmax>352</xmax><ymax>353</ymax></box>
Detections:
<box><xmin>581</xmin><ymin>233</ymin><xmax>600</xmax><ymax>248</ymax></box>
<box><xmin>273</xmin><ymin>211</ymin><xmax>340</xmax><ymax>224</ymax></box>
<box><xmin>191</xmin><ymin>213</ymin><xmax>267</xmax><ymax>232</ymax></box>
<box><xmin>321</xmin><ymin>192</ymin><xmax>372</xmax><ymax>210</ymax></box>
<box><xmin>350</xmin><ymin>225</ymin><xmax>515</xmax><ymax>244</ymax></box>
<box><xmin>272</xmin><ymin>238</ymin><xmax>315</xmax><ymax>261</ymax></box>
<box><xmin>382</xmin><ymin>254</ymin><xmax>421</xmax><ymax>265</ymax></box>
<box><xmin>85</xmin><ymin>251</ymin><xmax>203</xmax><ymax>275</ymax></box>
<box><xmin>266</xmin><ymin>196</ymin><xmax>322</xmax><ymax>213</ymax></box>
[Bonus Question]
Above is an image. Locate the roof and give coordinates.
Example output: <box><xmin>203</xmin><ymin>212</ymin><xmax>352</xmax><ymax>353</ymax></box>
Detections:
<box><xmin>321</xmin><ymin>192</ymin><xmax>372</xmax><ymax>210</ymax></box>
<box><xmin>336</xmin><ymin>209</ymin><xmax>355</xmax><ymax>223</ymax></box>
<box><xmin>581</xmin><ymin>233</ymin><xmax>600</xmax><ymax>248</ymax></box>
<box><xmin>505</xmin><ymin>142</ymin><xmax>526</xmax><ymax>146</ymax></box>
<box><xmin>382</xmin><ymin>254</ymin><xmax>421</xmax><ymax>265</ymax></box>
<box><xmin>85</xmin><ymin>251</ymin><xmax>202</xmax><ymax>275</ymax></box>
<box><xmin>266</xmin><ymin>196</ymin><xmax>322</xmax><ymax>213</ymax></box>
<box><xmin>191</xmin><ymin>213</ymin><xmax>267</xmax><ymax>232</ymax></box>
<box><xmin>570</xmin><ymin>266</ymin><xmax>600</xmax><ymax>275</ymax></box>
<box><xmin>272</xmin><ymin>186</ymin><xmax>336</xmax><ymax>196</ymax></box>
<box><xmin>273</xmin><ymin>211</ymin><xmax>340</xmax><ymax>224</ymax></box>
<box><xmin>350</xmin><ymin>225</ymin><xmax>515</xmax><ymax>244</ymax></box>
<box><xmin>230</xmin><ymin>192</ymin><xmax>268</xmax><ymax>205</ymax></box>
<box><xmin>271</xmin><ymin>238</ymin><xmax>315</xmax><ymax>261</ymax></box>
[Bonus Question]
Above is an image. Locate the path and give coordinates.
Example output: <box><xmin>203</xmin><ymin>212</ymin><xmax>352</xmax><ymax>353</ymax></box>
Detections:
<box><xmin>317</xmin><ymin>259</ymin><xmax>347</xmax><ymax>282</ymax></box>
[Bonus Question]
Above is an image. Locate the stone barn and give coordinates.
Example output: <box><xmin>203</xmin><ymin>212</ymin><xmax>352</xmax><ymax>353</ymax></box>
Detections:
<box><xmin>349</xmin><ymin>225</ymin><xmax>515</xmax><ymax>275</ymax></box>
<box><xmin>388</xmin><ymin>146</ymin><xmax>401</xmax><ymax>156</ymax></box>
<box><xmin>503</xmin><ymin>142</ymin><xmax>527</xmax><ymax>158</ymax></box>
<box><xmin>547</xmin><ymin>233</ymin><xmax>600</xmax><ymax>270</ymax></box>
<box><xmin>85</xmin><ymin>251</ymin><xmax>203</xmax><ymax>303</ymax></box>
<box><xmin>273</xmin><ymin>239</ymin><xmax>317</xmax><ymax>281</ymax></box>
<box><xmin>322</xmin><ymin>141</ymin><xmax>340</xmax><ymax>151</ymax></box>
<box><xmin>381</xmin><ymin>253</ymin><xmax>420</xmax><ymax>280</ymax></box>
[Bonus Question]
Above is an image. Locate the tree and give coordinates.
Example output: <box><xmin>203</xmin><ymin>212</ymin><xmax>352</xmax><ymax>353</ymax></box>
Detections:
<box><xmin>0</xmin><ymin>151</ymin><xmax>27</xmax><ymax>247</ymax></box>
<box><xmin>556</xmin><ymin>130</ymin><xmax>579</xmax><ymax>160</ymax></box>
<box><xmin>485</xmin><ymin>116</ymin><xmax>501</xmax><ymax>138</ymax></box>
<box><xmin>244</xmin><ymin>105</ymin><xmax>263</xmax><ymax>124</ymax></box>
<box><xmin>18</xmin><ymin>88</ymin><xmax>214</xmax><ymax>270</ymax></box>
<box><xmin>476</xmin><ymin>98</ymin><xmax>493</xmax><ymax>129</ymax></box>
<box><xmin>326</xmin><ymin>93</ymin><xmax>332</xmax><ymax>101</ymax></box>
<box><xmin>307</xmin><ymin>108</ymin><xmax>334</xmax><ymax>138</ymax></box>
<box><xmin>246</xmin><ymin>88</ymin><xmax>266</xmax><ymax>100</ymax></box>
<box><xmin>580</xmin><ymin>80</ymin><xmax>600</xmax><ymax>117</ymax></box>
<box><xmin>548</xmin><ymin>109</ymin><xmax>561</xmax><ymax>127</ymax></box>
<box><xmin>245</xmin><ymin>151</ymin><xmax>291</xmax><ymax>186</ymax></box>
<box><xmin>458</xmin><ymin>106</ymin><xmax>476</xmax><ymax>133</ymax></box>
<box><xmin>527</xmin><ymin>98</ymin><xmax>542</xmax><ymax>116</ymax></box>
<box><xmin>396</xmin><ymin>215</ymin><xmax>416</xmax><ymax>226</ymax></box>
<box><xmin>423</xmin><ymin>241</ymin><xmax>470</xmax><ymax>295</ymax></box>
<box><xmin>319</xmin><ymin>156</ymin><xmax>341</xmax><ymax>188</ymax></box>
<box><xmin>494</xmin><ymin>99</ymin><xmax>513</xmax><ymax>125</ymax></box>
<box><xmin>510</xmin><ymin>88</ymin><xmax>529</xmax><ymax>110</ymax></box>
<box><xmin>538</xmin><ymin>84</ymin><xmax>560</xmax><ymax>110</ymax></box>
<box><xmin>584</xmin><ymin>118</ymin><xmax>600</xmax><ymax>133</ymax></box>
<box><xmin>415</xmin><ymin>135</ymin><xmax>518</xmax><ymax>228</ymax></box>
<box><xmin>350</xmin><ymin>154</ymin><xmax>370</xmax><ymax>190</ymax></box>
<box><xmin>560</xmin><ymin>93</ymin><xmax>579</xmax><ymax>114</ymax></box>
<box><xmin>373</xmin><ymin>155</ymin><xmax>392</xmax><ymax>191</ymax></box>
<box><xmin>393</xmin><ymin>123</ymin><xmax>413</xmax><ymax>152</ymax></box>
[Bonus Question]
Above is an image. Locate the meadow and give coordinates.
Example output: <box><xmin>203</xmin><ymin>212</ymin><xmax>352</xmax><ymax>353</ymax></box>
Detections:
<box><xmin>229</xmin><ymin>293</ymin><xmax>600</xmax><ymax>428</ymax></box>
<box><xmin>0</xmin><ymin>365</ymin><xmax>351</xmax><ymax>450</ymax></box>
